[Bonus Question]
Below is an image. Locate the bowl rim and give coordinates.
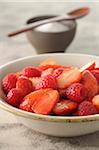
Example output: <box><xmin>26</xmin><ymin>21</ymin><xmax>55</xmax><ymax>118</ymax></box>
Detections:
<box><xmin>26</xmin><ymin>15</ymin><xmax>77</xmax><ymax>34</ymax></box>
<box><xmin>0</xmin><ymin>53</ymin><xmax>99</xmax><ymax>123</ymax></box>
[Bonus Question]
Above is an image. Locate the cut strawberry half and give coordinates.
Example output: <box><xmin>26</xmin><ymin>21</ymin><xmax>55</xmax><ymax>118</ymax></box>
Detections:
<box><xmin>81</xmin><ymin>70</ymin><xmax>98</xmax><ymax>98</ymax></box>
<box><xmin>19</xmin><ymin>88</ymin><xmax>59</xmax><ymax>115</ymax></box>
<box><xmin>29</xmin><ymin>77</ymin><xmax>41</xmax><ymax>89</ymax></box>
<box><xmin>39</xmin><ymin>58</ymin><xmax>56</xmax><ymax>66</ymax></box>
<box><xmin>80</xmin><ymin>61</ymin><xmax>95</xmax><ymax>73</ymax></box>
<box><xmin>19</xmin><ymin>89</ymin><xmax>51</xmax><ymax>112</ymax></box>
<box><xmin>57</xmin><ymin>68</ymin><xmax>81</xmax><ymax>89</ymax></box>
<box><xmin>38</xmin><ymin>64</ymin><xmax>70</xmax><ymax>72</ymax></box>
<box><xmin>92</xmin><ymin>95</ymin><xmax>99</xmax><ymax>112</ymax></box>
<box><xmin>41</xmin><ymin>68</ymin><xmax>54</xmax><ymax>77</ymax></box>
<box><xmin>33</xmin><ymin>89</ymin><xmax>59</xmax><ymax>115</ymax></box>
<box><xmin>53</xmin><ymin>99</ymin><xmax>77</xmax><ymax>115</ymax></box>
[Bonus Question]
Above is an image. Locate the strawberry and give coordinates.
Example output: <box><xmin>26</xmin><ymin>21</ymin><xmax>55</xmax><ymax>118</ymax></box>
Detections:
<box><xmin>21</xmin><ymin>67</ymin><xmax>41</xmax><ymax>77</ymax></box>
<box><xmin>53</xmin><ymin>99</ymin><xmax>77</xmax><ymax>115</ymax></box>
<box><xmin>33</xmin><ymin>89</ymin><xmax>59</xmax><ymax>115</ymax></box>
<box><xmin>7</xmin><ymin>88</ymin><xmax>22</xmax><ymax>107</ymax></box>
<box><xmin>16</xmin><ymin>72</ymin><xmax>22</xmax><ymax>78</ymax></box>
<box><xmin>39</xmin><ymin>58</ymin><xmax>56</xmax><ymax>66</ymax></box>
<box><xmin>41</xmin><ymin>68</ymin><xmax>54</xmax><ymax>77</ymax></box>
<box><xmin>38</xmin><ymin>64</ymin><xmax>68</xmax><ymax>72</ymax></box>
<box><xmin>16</xmin><ymin>76</ymin><xmax>34</xmax><ymax>97</ymax></box>
<box><xmin>53</xmin><ymin>68</ymin><xmax>65</xmax><ymax>78</ymax></box>
<box><xmin>2</xmin><ymin>73</ymin><xmax>17</xmax><ymax>94</ymax></box>
<box><xmin>80</xmin><ymin>61</ymin><xmax>95</xmax><ymax>73</ymax></box>
<box><xmin>91</xmin><ymin>70</ymin><xmax>99</xmax><ymax>83</ymax></box>
<box><xmin>19</xmin><ymin>89</ymin><xmax>50</xmax><ymax>112</ymax></box>
<box><xmin>81</xmin><ymin>70</ymin><xmax>98</xmax><ymax>98</ymax></box>
<box><xmin>19</xmin><ymin>89</ymin><xmax>59</xmax><ymax>114</ymax></box>
<box><xmin>57</xmin><ymin>68</ymin><xmax>81</xmax><ymax>89</ymax></box>
<box><xmin>78</xmin><ymin>101</ymin><xmax>98</xmax><ymax>116</ymax></box>
<box><xmin>35</xmin><ymin>74</ymin><xmax>57</xmax><ymax>90</ymax></box>
<box><xmin>65</xmin><ymin>83</ymin><xmax>87</xmax><ymax>103</ymax></box>
<box><xmin>94</xmin><ymin>68</ymin><xmax>99</xmax><ymax>70</ymax></box>
<box><xmin>92</xmin><ymin>95</ymin><xmax>99</xmax><ymax>112</ymax></box>
<box><xmin>29</xmin><ymin>77</ymin><xmax>41</xmax><ymax>89</ymax></box>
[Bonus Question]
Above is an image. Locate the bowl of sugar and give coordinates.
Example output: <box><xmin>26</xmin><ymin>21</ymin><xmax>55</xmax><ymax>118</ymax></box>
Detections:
<box><xmin>26</xmin><ymin>15</ymin><xmax>77</xmax><ymax>54</ymax></box>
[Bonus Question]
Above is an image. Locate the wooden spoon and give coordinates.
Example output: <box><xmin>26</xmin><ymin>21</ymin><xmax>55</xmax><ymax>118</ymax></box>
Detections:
<box><xmin>8</xmin><ymin>7</ymin><xmax>90</xmax><ymax>37</ymax></box>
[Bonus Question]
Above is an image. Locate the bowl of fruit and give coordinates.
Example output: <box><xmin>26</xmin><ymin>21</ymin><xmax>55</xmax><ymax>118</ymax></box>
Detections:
<box><xmin>0</xmin><ymin>53</ymin><xmax>99</xmax><ymax>137</ymax></box>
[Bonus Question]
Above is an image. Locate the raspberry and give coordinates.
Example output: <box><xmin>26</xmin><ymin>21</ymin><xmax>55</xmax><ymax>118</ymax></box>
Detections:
<box><xmin>78</xmin><ymin>101</ymin><xmax>98</xmax><ymax>116</ymax></box>
<box><xmin>91</xmin><ymin>70</ymin><xmax>99</xmax><ymax>83</ymax></box>
<box><xmin>7</xmin><ymin>88</ymin><xmax>22</xmax><ymax>107</ymax></box>
<box><xmin>16</xmin><ymin>76</ymin><xmax>34</xmax><ymax>97</ymax></box>
<box><xmin>21</xmin><ymin>67</ymin><xmax>41</xmax><ymax>77</ymax></box>
<box><xmin>66</xmin><ymin>83</ymin><xmax>87</xmax><ymax>103</ymax></box>
<box><xmin>35</xmin><ymin>74</ymin><xmax>57</xmax><ymax>90</ymax></box>
<box><xmin>53</xmin><ymin>68</ymin><xmax>64</xmax><ymax>78</ymax></box>
<box><xmin>2</xmin><ymin>73</ymin><xmax>17</xmax><ymax>94</ymax></box>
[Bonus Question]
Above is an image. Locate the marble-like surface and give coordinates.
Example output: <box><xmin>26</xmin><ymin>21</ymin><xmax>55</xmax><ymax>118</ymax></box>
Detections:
<box><xmin>0</xmin><ymin>1</ymin><xmax>99</xmax><ymax>150</ymax></box>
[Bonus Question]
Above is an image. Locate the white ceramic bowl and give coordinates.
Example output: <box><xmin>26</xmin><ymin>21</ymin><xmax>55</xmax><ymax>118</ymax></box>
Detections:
<box><xmin>0</xmin><ymin>53</ymin><xmax>99</xmax><ymax>137</ymax></box>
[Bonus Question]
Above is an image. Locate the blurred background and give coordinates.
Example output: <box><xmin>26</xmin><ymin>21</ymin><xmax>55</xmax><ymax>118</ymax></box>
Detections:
<box><xmin>0</xmin><ymin>1</ymin><xmax>99</xmax><ymax>66</ymax></box>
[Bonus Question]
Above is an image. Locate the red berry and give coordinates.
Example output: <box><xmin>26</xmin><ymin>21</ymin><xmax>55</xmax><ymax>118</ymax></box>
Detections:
<box><xmin>2</xmin><ymin>73</ymin><xmax>17</xmax><ymax>94</ymax></box>
<box><xmin>16</xmin><ymin>76</ymin><xmax>34</xmax><ymax>97</ymax></box>
<box><xmin>19</xmin><ymin>88</ymin><xmax>59</xmax><ymax>114</ymax></box>
<box><xmin>91</xmin><ymin>70</ymin><xmax>99</xmax><ymax>83</ymax></box>
<box><xmin>81</xmin><ymin>70</ymin><xmax>98</xmax><ymax>98</ymax></box>
<box><xmin>41</xmin><ymin>68</ymin><xmax>54</xmax><ymax>77</ymax></box>
<box><xmin>21</xmin><ymin>67</ymin><xmax>41</xmax><ymax>77</ymax></box>
<box><xmin>35</xmin><ymin>74</ymin><xmax>57</xmax><ymax>90</ymax></box>
<box><xmin>53</xmin><ymin>68</ymin><xmax>64</xmax><ymax>78</ymax></box>
<box><xmin>53</xmin><ymin>99</ymin><xmax>77</xmax><ymax>115</ymax></box>
<box><xmin>78</xmin><ymin>101</ymin><xmax>98</xmax><ymax>116</ymax></box>
<box><xmin>7</xmin><ymin>88</ymin><xmax>22</xmax><ymax>107</ymax></box>
<box><xmin>66</xmin><ymin>83</ymin><xmax>87</xmax><ymax>103</ymax></box>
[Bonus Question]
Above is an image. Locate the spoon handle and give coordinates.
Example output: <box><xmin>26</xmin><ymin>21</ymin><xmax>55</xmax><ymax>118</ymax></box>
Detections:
<box><xmin>7</xmin><ymin>15</ymin><xmax>72</xmax><ymax>37</ymax></box>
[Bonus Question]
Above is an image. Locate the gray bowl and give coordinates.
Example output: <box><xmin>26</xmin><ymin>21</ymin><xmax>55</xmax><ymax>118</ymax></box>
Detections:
<box><xmin>26</xmin><ymin>15</ymin><xmax>77</xmax><ymax>54</ymax></box>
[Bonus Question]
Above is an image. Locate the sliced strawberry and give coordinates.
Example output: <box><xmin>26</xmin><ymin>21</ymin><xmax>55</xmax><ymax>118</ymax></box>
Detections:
<box><xmin>19</xmin><ymin>89</ymin><xmax>50</xmax><ymax>112</ymax></box>
<box><xmin>16</xmin><ymin>72</ymin><xmax>22</xmax><ymax>78</ymax></box>
<box><xmin>80</xmin><ymin>61</ymin><xmax>95</xmax><ymax>73</ymax></box>
<box><xmin>91</xmin><ymin>69</ymin><xmax>99</xmax><ymax>83</ymax></box>
<box><xmin>53</xmin><ymin>99</ymin><xmax>77</xmax><ymax>115</ymax></box>
<box><xmin>53</xmin><ymin>68</ymin><xmax>65</xmax><ymax>78</ymax></box>
<box><xmin>39</xmin><ymin>58</ymin><xmax>56</xmax><ymax>66</ymax></box>
<box><xmin>29</xmin><ymin>77</ymin><xmax>41</xmax><ymax>89</ymax></box>
<box><xmin>81</xmin><ymin>70</ymin><xmax>98</xmax><ymax>98</ymax></box>
<box><xmin>16</xmin><ymin>76</ymin><xmax>34</xmax><ymax>97</ymax></box>
<box><xmin>19</xmin><ymin>88</ymin><xmax>59</xmax><ymax>114</ymax></box>
<box><xmin>41</xmin><ymin>68</ymin><xmax>54</xmax><ymax>77</ymax></box>
<box><xmin>57</xmin><ymin>68</ymin><xmax>81</xmax><ymax>89</ymax></box>
<box><xmin>33</xmin><ymin>90</ymin><xmax>59</xmax><ymax>115</ymax></box>
<box><xmin>38</xmin><ymin>64</ymin><xmax>69</xmax><ymax>72</ymax></box>
<box><xmin>92</xmin><ymin>95</ymin><xmax>99</xmax><ymax>112</ymax></box>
